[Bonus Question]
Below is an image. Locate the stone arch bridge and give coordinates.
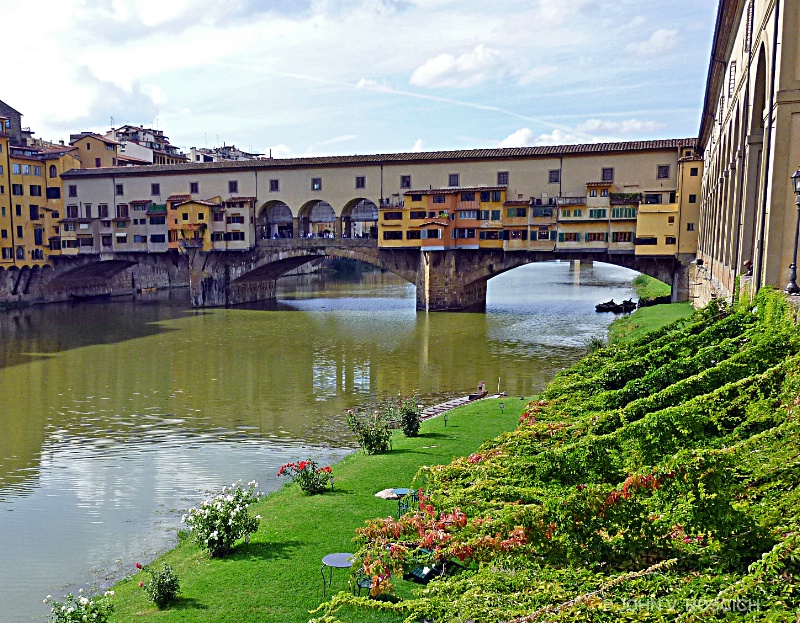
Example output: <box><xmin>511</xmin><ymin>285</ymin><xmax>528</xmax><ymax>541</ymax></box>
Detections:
<box><xmin>0</xmin><ymin>240</ymin><xmax>688</xmax><ymax>311</ymax></box>
<box><xmin>187</xmin><ymin>239</ymin><xmax>690</xmax><ymax>311</ymax></box>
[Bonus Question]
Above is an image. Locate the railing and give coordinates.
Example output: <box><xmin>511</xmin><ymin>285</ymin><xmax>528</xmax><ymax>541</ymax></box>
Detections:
<box><xmin>610</xmin><ymin>192</ymin><xmax>642</xmax><ymax>204</ymax></box>
<box><xmin>179</xmin><ymin>239</ymin><xmax>204</xmax><ymax>248</ymax></box>
<box><xmin>380</xmin><ymin>198</ymin><xmax>404</xmax><ymax>208</ymax></box>
<box><xmin>556</xmin><ymin>196</ymin><xmax>585</xmax><ymax>206</ymax></box>
<box><xmin>257</xmin><ymin>237</ymin><xmax>378</xmax><ymax>249</ymax></box>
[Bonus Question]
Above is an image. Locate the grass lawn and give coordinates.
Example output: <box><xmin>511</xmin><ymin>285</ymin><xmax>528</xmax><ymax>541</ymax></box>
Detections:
<box><xmin>110</xmin><ymin>397</ymin><xmax>527</xmax><ymax>623</ymax></box>
<box><xmin>608</xmin><ymin>302</ymin><xmax>694</xmax><ymax>344</ymax></box>
<box><xmin>631</xmin><ymin>273</ymin><xmax>671</xmax><ymax>301</ymax></box>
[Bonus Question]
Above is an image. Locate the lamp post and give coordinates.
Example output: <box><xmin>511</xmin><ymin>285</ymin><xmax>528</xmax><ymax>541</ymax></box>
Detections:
<box><xmin>785</xmin><ymin>168</ymin><xmax>800</xmax><ymax>295</ymax></box>
<box><xmin>499</xmin><ymin>402</ymin><xmax>504</xmax><ymax>415</ymax></box>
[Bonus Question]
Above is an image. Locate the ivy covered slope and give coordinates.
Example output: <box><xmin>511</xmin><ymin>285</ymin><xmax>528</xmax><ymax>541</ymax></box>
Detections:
<box><xmin>318</xmin><ymin>290</ymin><xmax>800</xmax><ymax>623</ymax></box>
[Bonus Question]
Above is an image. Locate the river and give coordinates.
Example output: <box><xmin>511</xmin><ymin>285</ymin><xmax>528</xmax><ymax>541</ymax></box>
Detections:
<box><xmin>0</xmin><ymin>260</ymin><xmax>638</xmax><ymax>622</ymax></box>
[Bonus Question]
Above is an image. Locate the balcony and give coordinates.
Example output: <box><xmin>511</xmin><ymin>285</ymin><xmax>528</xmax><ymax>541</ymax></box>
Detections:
<box><xmin>179</xmin><ymin>239</ymin><xmax>204</xmax><ymax>249</ymax></box>
<box><xmin>610</xmin><ymin>192</ymin><xmax>642</xmax><ymax>205</ymax></box>
<box><xmin>556</xmin><ymin>196</ymin><xmax>586</xmax><ymax>206</ymax></box>
<box><xmin>380</xmin><ymin>198</ymin><xmax>404</xmax><ymax>208</ymax></box>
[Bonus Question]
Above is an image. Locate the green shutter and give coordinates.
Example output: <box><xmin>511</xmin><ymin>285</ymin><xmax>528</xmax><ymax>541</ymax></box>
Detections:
<box><xmin>558</xmin><ymin>232</ymin><xmax>564</xmax><ymax>242</ymax></box>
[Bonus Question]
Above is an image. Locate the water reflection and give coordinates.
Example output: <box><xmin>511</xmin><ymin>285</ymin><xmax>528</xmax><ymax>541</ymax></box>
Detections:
<box><xmin>0</xmin><ymin>261</ymin><xmax>637</xmax><ymax>622</ymax></box>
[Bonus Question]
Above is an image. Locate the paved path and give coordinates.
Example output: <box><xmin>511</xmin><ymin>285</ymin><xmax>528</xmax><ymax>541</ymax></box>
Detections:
<box><xmin>420</xmin><ymin>394</ymin><xmax>502</xmax><ymax>421</ymax></box>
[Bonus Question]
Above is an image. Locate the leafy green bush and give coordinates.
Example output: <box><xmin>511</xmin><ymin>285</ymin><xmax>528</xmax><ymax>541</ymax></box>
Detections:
<box><xmin>44</xmin><ymin>589</ymin><xmax>114</xmax><ymax>623</ymax></box>
<box><xmin>182</xmin><ymin>481</ymin><xmax>261</xmax><ymax>557</ymax></box>
<box><xmin>398</xmin><ymin>397</ymin><xmax>422</xmax><ymax>437</ymax></box>
<box><xmin>136</xmin><ymin>562</ymin><xmax>180</xmax><ymax>608</ymax></box>
<box><xmin>347</xmin><ymin>409</ymin><xmax>392</xmax><ymax>454</ymax></box>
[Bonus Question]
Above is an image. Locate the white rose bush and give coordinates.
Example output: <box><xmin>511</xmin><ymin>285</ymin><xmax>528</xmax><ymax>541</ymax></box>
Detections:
<box><xmin>44</xmin><ymin>588</ymin><xmax>114</xmax><ymax>623</ymax></box>
<box><xmin>182</xmin><ymin>480</ymin><xmax>261</xmax><ymax>557</ymax></box>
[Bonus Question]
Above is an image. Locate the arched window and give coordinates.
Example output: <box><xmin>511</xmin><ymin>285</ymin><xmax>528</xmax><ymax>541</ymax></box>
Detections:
<box><xmin>49</xmin><ymin>165</ymin><xmax>57</xmax><ymax>178</ymax></box>
<box><xmin>16</xmin><ymin>246</ymin><xmax>25</xmax><ymax>260</ymax></box>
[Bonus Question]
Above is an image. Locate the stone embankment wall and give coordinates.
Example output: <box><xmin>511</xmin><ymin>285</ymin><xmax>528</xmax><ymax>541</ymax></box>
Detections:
<box><xmin>0</xmin><ymin>254</ymin><xmax>189</xmax><ymax>308</ymax></box>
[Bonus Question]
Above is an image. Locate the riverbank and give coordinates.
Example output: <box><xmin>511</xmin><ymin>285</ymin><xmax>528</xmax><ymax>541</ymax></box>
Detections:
<box><xmin>309</xmin><ymin>289</ymin><xmax>800</xmax><ymax>622</ymax></box>
<box><xmin>607</xmin><ymin>301</ymin><xmax>694</xmax><ymax>344</ymax></box>
<box><xmin>109</xmin><ymin>397</ymin><xmax>527</xmax><ymax>623</ymax></box>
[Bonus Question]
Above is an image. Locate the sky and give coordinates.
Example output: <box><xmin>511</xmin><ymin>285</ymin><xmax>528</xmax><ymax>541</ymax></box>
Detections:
<box><xmin>3</xmin><ymin>0</ymin><xmax>719</xmax><ymax>158</ymax></box>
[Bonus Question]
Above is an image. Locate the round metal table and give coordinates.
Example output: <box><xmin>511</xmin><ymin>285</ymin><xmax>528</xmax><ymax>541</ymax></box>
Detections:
<box><xmin>321</xmin><ymin>552</ymin><xmax>353</xmax><ymax>597</ymax></box>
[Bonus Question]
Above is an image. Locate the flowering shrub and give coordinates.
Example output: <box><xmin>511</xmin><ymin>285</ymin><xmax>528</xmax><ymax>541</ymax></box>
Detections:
<box><xmin>136</xmin><ymin>561</ymin><xmax>180</xmax><ymax>608</ymax></box>
<box><xmin>182</xmin><ymin>481</ymin><xmax>261</xmax><ymax>557</ymax></box>
<box><xmin>278</xmin><ymin>459</ymin><xmax>333</xmax><ymax>494</ymax></box>
<box><xmin>44</xmin><ymin>589</ymin><xmax>114</xmax><ymax>623</ymax></box>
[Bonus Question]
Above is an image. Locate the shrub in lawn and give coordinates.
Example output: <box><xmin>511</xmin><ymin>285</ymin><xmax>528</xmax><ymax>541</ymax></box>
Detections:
<box><xmin>44</xmin><ymin>589</ymin><xmax>114</xmax><ymax>623</ymax></box>
<box><xmin>347</xmin><ymin>409</ymin><xmax>392</xmax><ymax>454</ymax></box>
<box><xmin>182</xmin><ymin>481</ymin><xmax>261</xmax><ymax>557</ymax></box>
<box><xmin>278</xmin><ymin>459</ymin><xmax>333</xmax><ymax>494</ymax></box>
<box><xmin>398</xmin><ymin>397</ymin><xmax>421</xmax><ymax>437</ymax></box>
<box><xmin>136</xmin><ymin>561</ymin><xmax>180</xmax><ymax>608</ymax></box>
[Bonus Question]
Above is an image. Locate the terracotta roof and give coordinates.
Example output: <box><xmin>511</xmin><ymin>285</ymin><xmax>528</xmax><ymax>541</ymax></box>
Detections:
<box><xmin>118</xmin><ymin>154</ymin><xmax>151</xmax><ymax>164</ymax></box>
<box><xmin>62</xmin><ymin>138</ymin><xmax>698</xmax><ymax>179</ymax></box>
<box><xmin>130</xmin><ymin>199</ymin><xmax>152</xmax><ymax>205</ymax></box>
<box><xmin>586</xmin><ymin>181</ymin><xmax>613</xmax><ymax>187</ymax></box>
<box><xmin>404</xmin><ymin>185</ymin><xmax>507</xmax><ymax>196</ymax></box>
<box><xmin>167</xmin><ymin>194</ymin><xmax>191</xmax><ymax>201</ymax></box>
<box><xmin>226</xmin><ymin>197</ymin><xmax>256</xmax><ymax>202</ymax></box>
<box><xmin>698</xmin><ymin>0</ymin><xmax>735</xmax><ymax>148</ymax></box>
<box><xmin>70</xmin><ymin>133</ymin><xmax>120</xmax><ymax>146</ymax></box>
<box><xmin>503</xmin><ymin>200</ymin><xmax>528</xmax><ymax>206</ymax></box>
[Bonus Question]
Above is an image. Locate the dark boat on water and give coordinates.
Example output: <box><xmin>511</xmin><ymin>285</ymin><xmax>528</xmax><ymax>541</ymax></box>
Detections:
<box><xmin>595</xmin><ymin>298</ymin><xmax>637</xmax><ymax>313</ymax></box>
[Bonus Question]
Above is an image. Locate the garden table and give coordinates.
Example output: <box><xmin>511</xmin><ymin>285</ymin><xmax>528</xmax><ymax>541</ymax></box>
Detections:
<box><xmin>321</xmin><ymin>552</ymin><xmax>353</xmax><ymax>597</ymax></box>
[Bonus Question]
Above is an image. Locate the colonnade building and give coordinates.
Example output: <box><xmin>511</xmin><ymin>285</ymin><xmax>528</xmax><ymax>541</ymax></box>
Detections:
<box><xmin>60</xmin><ymin>138</ymin><xmax>699</xmax><ymax>261</ymax></box>
<box><xmin>696</xmin><ymin>0</ymin><xmax>800</xmax><ymax>304</ymax></box>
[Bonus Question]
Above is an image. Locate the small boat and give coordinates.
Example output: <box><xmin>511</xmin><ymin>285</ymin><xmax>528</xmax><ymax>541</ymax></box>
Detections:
<box><xmin>595</xmin><ymin>299</ymin><xmax>620</xmax><ymax>312</ymax></box>
<box><xmin>469</xmin><ymin>381</ymin><xmax>488</xmax><ymax>401</ymax></box>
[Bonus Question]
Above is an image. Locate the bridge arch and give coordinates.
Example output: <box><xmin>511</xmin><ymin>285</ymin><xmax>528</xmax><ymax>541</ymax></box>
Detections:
<box><xmin>257</xmin><ymin>200</ymin><xmax>294</xmax><ymax>240</ymax></box>
<box><xmin>298</xmin><ymin>200</ymin><xmax>336</xmax><ymax>238</ymax></box>
<box><xmin>341</xmin><ymin>198</ymin><xmax>378</xmax><ymax>238</ymax></box>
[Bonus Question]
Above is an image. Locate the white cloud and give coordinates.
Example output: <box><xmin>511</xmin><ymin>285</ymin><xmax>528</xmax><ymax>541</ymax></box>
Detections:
<box><xmin>409</xmin><ymin>44</ymin><xmax>551</xmax><ymax>89</ymax></box>
<box><xmin>265</xmin><ymin>144</ymin><xmax>295</xmax><ymax>159</ymax></box>
<box><xmin>412</xmin><ymin>138</ymin><xmax>425</xmax><ymax>152</ymax></box>
<box><xmin>576</xmin><ymin>118</ymin><xmax>667</xmax><ymax>134</ymax></box>
<box><xmin>497</xmin><ymin>128</ymin><xmax>584</xmax><ymax>148</ymax></box>
<box><xmin>627</xmin><ymin>29</ymin><xmax>679</xmax><ymax>56</ymax></box>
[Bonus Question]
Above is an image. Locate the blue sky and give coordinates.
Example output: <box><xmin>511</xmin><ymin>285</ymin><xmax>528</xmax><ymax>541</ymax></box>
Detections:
<box><xmin>6</xmin><ymin>0</ymin><xmax>719</xmax><ymax>156</ymax></box>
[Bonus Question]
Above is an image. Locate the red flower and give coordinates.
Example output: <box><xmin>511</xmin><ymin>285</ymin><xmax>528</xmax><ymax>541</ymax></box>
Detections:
<box><xmin>135</xmin><ymin>562</ymin><xmax>143</xmax><ymax>570</ymax></box>
<box><xmin>138</xmin><ymin>581</ymin><xmax>144</xmax><ymax>587</ymax></box>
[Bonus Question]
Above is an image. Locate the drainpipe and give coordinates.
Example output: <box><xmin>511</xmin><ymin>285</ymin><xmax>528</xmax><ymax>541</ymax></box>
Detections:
<box><xmin>755</xmin><ymin>0</ymin><xmax>781</xmax><ymax>292</ymax></box>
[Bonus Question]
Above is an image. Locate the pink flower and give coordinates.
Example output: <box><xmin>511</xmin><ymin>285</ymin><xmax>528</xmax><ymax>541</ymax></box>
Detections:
<box><xmin>138</xmin><ymin>581</ymin><xmax>144</xmax><ymax>588</ymax></box>
<box><xmin>135</xmin><ymin>562</ymin><xmax>143</xmax><ymax>570</ymax></box>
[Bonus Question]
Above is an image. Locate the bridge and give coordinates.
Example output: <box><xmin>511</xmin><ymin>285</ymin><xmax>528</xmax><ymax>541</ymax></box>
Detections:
<box><xmin>186</xmin><ymin>239</ymin><xmax>689</xmax><ymax>311</ymax></box>
<box><xmin>0</xmin><ymin>239</ymin><xmax>688</xmax><ymax>310</ymax></box>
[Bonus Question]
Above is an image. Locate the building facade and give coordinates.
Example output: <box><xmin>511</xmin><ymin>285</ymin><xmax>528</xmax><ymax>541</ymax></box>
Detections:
<box><xmin>59</xmin><ymin>139</ymin><xmax>699</xmax><ymax>262</ymax></box>
<box><xmin>696</xmin><ymin>0</ymin><xmax>800</xmax><ymax>304</ymax></box>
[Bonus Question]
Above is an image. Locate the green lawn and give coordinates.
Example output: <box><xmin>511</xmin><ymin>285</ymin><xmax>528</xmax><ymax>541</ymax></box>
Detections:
<box><xmin>110</xmin><ymin>398</ymin><xmax>526</xmax><ymax>623</ymax></box>
<box><xmin>607</xmin><ymin>302</ymin><xmax>694</xmax><ymax>344</ymax></box>
<box><xmin>631</xmin><ymin>273</ymin><xmax>671</xmax><ymax>302</ymax></box>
